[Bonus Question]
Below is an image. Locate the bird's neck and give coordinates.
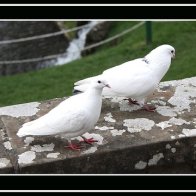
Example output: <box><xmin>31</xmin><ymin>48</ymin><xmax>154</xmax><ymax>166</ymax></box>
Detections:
<box><xmin>87</xmin><ymin>88</ymin><xmax>103</xmax><ymax>97</ymax></box>
<box><xmin>85</xmin><ymin>88</ymin><xmax>103</xmax><ymax>106</ymax></box>
<box><xmin>144</xmin><ymin>54</ymin><xmax>171</xmax><ymax>81</ymax></box>
<box><xmin>84</xmin><ymin>88</ymin><xmax>103</xmax><ymax>115</ymax></box>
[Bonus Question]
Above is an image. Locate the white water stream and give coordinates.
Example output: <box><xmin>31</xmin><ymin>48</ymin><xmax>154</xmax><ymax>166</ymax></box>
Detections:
<box><xmin>55</xmin><ymin>21</ymin><xmax>100</xmax><ymax>66</ymax></box>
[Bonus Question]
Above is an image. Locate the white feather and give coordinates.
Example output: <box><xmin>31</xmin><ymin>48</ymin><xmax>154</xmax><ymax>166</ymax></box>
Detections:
<box><xmin>17</xmin><ymin>80</ymin><xmax>108</xmax><ymax>138</ymax></box>
<box><xmin>74</xmin><ymin>44</ymin><xmax>175</xmax><ymax>103</ymax></box>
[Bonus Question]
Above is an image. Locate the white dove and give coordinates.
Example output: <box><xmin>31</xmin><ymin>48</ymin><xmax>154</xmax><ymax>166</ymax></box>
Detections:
<box><xmin>73</xmin><ymin>44</ymin><xmax>175</xmax><ymax>112</ymax></box>
<box><xmin>17</xmin><ymin>79</ymin><xmax>110</xmax><ymax>150</ymax></box>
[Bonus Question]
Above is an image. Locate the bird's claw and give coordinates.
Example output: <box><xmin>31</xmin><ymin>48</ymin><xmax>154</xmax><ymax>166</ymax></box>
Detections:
<box><xmin>142</xmin><ymin>104</ymin><xmax>156</xmax><ymax>112</ymax></box>
<box><xmin>80</xmin><ymin>137</ymin><xmax>98</xmax><ymax>145</ymax></box>
<box><xmin>64</xmin><ymin>143</ymin><xmax>84</xmax><ymax>151</ymax></box>
<box><xmin>124</xmin><ymin>98</ymin><xmax>139</xmax><ymax>105</ymax></box>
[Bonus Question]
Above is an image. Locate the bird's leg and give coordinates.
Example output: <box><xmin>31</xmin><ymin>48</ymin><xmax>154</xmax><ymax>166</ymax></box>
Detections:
<box><xmin>124</xmin><ymin>98</ymin><xmax>156</xmax><ymax>112</ymax></box>
<box><xmin>129</xmin><ymin>98</ymin><xmax>139</xmax><ymax>105</ymax></box>
<box><xmin>136</xmin><ymin>99</ymin><xmax>156</xmax><ymax>112</ymax></box>
<box><xmin>64</xmin><ymin>140</ymin><xmax>83</xmax><ymax>151</ymax></box>
<box><xmin>124</xmin><ymin>98</ymin><xmax>139</xmax><ymax>105</ymax></box>
<box><xmin>80</xmin><ymin>136</ymin><xmax>98</xmax><ymax>145</ymax></box>
<box><xmin>142</xmin><ymin>104</ymin><xmax>156</xmax><ymax>112</ymax></box>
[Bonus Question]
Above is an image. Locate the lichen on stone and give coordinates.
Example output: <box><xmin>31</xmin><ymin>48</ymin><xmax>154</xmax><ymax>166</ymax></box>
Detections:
<box><xmin>123</xmin><ymin>118</ymin><xmax>155</xmax><ymax>133</ymax></box>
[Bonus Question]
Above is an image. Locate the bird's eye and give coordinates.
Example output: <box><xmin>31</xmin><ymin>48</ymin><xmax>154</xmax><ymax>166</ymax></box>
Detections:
<box><xmin>171</xmin><ymin>50</ymin><xmax>174</xmax><ymax>54</ymax></box>
<box><xmin>97</xmin><ymin>80</ymin><xmax>101</xmax><ymax>84</ymax></box>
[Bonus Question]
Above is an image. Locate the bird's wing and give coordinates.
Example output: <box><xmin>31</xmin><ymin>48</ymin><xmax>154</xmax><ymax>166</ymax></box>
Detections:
<box><xmin>102</xmin><ymin>62</ymin><xmax>158</xmax><ymax>98</ymax></box>
<box><xmin>73</xmin><ymin>58</ymin><xmax>142</xmax><ymax>93</ymax></box>
<box><xmin>17</xmin><ymin>94</ymin><xmax>88</xmax><ymax>137</ymax></box>
<box><xmin>74</xmin><ymin>58</ymin><xmax>158</xmax><ymax>98</ymax></box>
<box><xmin>103</xmin><ymin>58</ymin><xmax>160</xmax><ymax>97</ymax></box>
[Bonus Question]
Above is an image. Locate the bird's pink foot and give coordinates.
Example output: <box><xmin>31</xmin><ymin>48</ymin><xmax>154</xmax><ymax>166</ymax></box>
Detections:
<box><xmin>124</xmin><ymin>98</ymin><xmax>139</xmax><ymax>105</ymax></box>
<box><xmin>80</xmin><ymin>136</ymin><xmax>98</xmax><ymax>145</ymax></box>
<box><xmin>64</xmin><ymin>143</ymin><xmax>83</xmax><ymax>151</ymax></box>
<box><xmin>142</xmin><ymin>104</ymin><xmax>156</xmax><ymax>112</ymax></box>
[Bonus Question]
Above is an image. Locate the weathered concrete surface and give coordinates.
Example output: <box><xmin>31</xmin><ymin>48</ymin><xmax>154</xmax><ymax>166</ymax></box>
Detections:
<box><xmin>0</xmin><ymin>119</ymin><xmax>15</xmax><ymax>173</ymax></box>
<box><xmin>0</xmin><ymin>77</ymin><xmax>196</xmax><ymax>174</ymax></box>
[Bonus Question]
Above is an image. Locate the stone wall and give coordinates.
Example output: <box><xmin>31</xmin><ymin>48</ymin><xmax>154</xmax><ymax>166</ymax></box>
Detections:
<box><xmin>0</xmin><ymin>77</ymin><xmax>195</xmax><ymax>173</ymax></box>
<box><xmin>82</xmin><ymin>21</ymin><xmax>112</xmax><ymax>56</ymax></box>
<box><xmin>0</xmin><ymin>21</ymin><xmax>69</xmax><ymax>75</ymax></box>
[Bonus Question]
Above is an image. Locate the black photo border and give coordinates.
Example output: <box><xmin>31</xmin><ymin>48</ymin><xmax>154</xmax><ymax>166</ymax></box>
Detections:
<box><xmin>0</xmin><ymin>4</ymin><xmax>196</xmax><ymax>192</ymax></box>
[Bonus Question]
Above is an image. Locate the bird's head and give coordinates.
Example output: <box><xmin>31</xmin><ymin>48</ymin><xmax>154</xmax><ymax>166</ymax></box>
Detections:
<box><xmin>92</xmin><ymin>79</ymin><xmax>111</xmax><ymax>90</ymax></box>
<box><xmin>162</xmin><ymin>44</ymin><xmax>175</xmax><ymax>59</ymax></box>
<box><xmin>154</xmin><ymin>44</ymin><xmax>175</xmax><ymax>59</ymax></box>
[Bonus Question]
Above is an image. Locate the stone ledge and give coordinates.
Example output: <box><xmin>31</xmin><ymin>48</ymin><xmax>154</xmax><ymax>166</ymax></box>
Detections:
<box><xmin>0</xmin><ymin>77</ymin><xmax>196</xmax><ymax>174</ymax></box>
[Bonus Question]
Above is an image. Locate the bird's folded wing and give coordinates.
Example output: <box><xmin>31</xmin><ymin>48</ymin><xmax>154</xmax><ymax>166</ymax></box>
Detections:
<box><xmin>18</xmin><ymin>99</ymin><xmax>88</xmax><ymax>136</ymax></box>
<box><xmin>73</xmin><ymin>58</ymin><xmax>144</xmax><ymax>93</ymax></box>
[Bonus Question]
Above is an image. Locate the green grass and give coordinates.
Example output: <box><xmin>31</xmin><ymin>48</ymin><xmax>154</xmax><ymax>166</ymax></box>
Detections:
<box><xmin>0</xmin><ymin>21</ymin><xmax>196</xmax><ymax>107</ymax></box>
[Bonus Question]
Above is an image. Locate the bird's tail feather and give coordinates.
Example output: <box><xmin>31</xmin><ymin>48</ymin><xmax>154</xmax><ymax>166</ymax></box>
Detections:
<box><xmin>74</xmin><ymin>75</ymin><xmax>102</xmax><ymax>93</ymax></box>
<box><xmin>17</xmin><ymin>126</ymin><xmax>31</xmax><ymax>137</ymax></box>
<box><xmin>17</xmin><ymin>119</ymin><xmax>42</xmax><ymax>137</ymax></box>
<box><xmin>72</xmin><ymin>89</ymin><xmax>83</xmax><ymax>95</ymax></box>
<box><xmin>74</xmin><ymin>75</ymin><xmax>100</xmax><ymax>86</ymax></box>
<box><xmin>73</xmin><ymin>83</ymin><xmax>91</xmax><ymax>93</ymax></box>
<box><xmin>22</xmin><ymin>120</ymin><xmax>36</xmax><ymax>127</ymax></box>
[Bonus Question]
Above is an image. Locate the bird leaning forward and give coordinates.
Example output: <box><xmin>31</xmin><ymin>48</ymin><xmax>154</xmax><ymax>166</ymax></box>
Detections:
<box><xmin>17</xmin><ymin>80</ymin><xmax>110</xmax><ymax>150</ymax></box>
<box><xmin>73</xmin><ymin>44</ymin><xmax>175</xmax><ymax>112</ymax></box>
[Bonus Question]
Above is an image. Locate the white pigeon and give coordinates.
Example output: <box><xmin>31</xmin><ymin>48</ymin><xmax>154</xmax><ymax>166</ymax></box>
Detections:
<box><xmin>17</xmin><ymin>79</ymin><xmax>110</xmax><ymax>150</ymax></box>
<box><xmin>73</xmin><ymin>44</ymin><xmax>175</xmax><ymax>111</ymax></box>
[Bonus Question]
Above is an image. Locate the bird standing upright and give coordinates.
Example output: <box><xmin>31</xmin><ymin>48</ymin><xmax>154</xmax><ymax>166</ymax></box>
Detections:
<box><xmin>17</xmin><ymin>80</ymin><xmax>110</xmax><ymax>150</ymax></box>
<box><xmin>73</xmin><ymin>44</ymin><xmax>175</xmax><ymax>112</ymax></box>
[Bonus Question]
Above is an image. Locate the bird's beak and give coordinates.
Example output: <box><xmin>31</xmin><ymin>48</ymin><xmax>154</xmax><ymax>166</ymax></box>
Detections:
<box><xmin>105</xmin><ymin>84</ymin><xmax>111</xmax><ymax>88</ymax></box>
<box><xmin>172</xmin><ymin>52</ymin><xmax>175</xmax><ymax>59</ymax></box>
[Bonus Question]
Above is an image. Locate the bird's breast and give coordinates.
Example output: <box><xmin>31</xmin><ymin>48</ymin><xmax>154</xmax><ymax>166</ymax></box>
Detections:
<box><xmin>83</xmin><ymin>95</ymin><xmax>102</xmax><ymax>120</ymax></box>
